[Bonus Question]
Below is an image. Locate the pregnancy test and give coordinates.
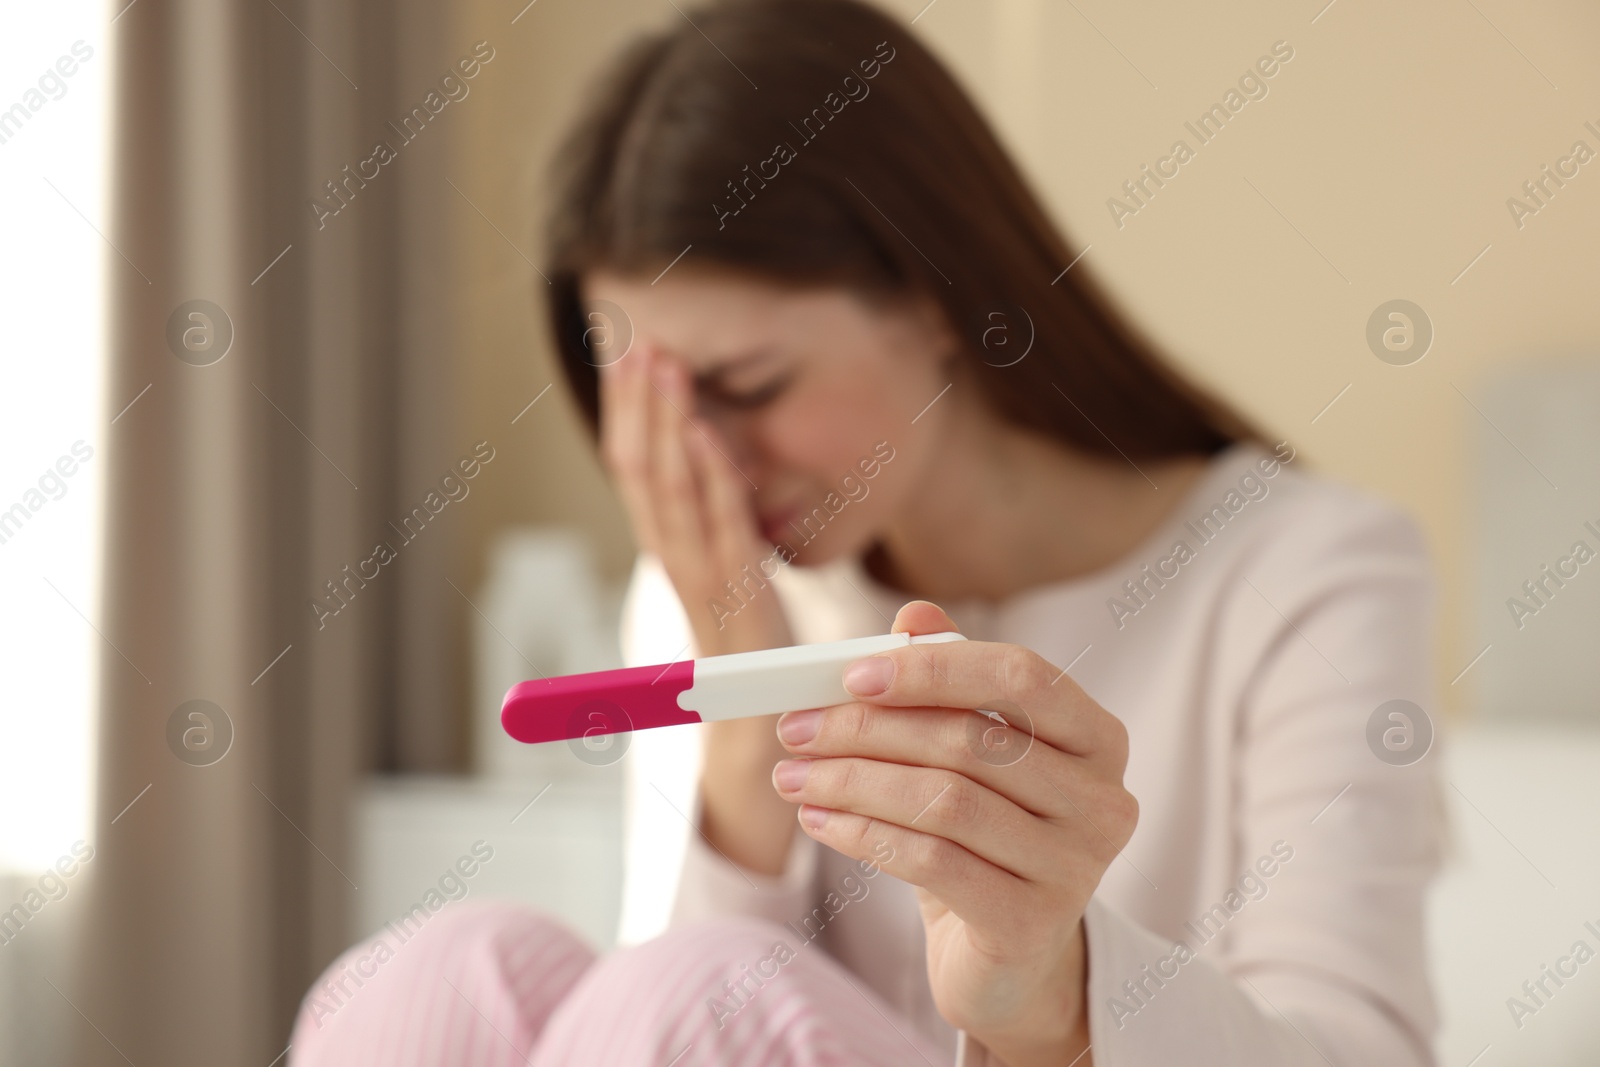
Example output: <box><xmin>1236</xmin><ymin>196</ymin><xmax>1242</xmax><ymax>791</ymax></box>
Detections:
<box><xmin>501</xmin><ymin>631</ymin><xmax>967</xmax><ymax>745</ymax></box>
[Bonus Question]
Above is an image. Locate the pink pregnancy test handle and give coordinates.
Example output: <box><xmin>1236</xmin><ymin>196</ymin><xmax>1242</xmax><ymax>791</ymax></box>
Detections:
<box><xmin>501</xmin><ymin>661</ymin><xmax>699</xmax><ymax>745</ymax></box>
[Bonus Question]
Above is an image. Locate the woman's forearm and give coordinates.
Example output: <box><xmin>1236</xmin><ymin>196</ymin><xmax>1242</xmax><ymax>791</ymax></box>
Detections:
<box><xmin>697</xmin><ymin>715</ymin><xmax>800</xmax><ymax>878</ymax></box>
<box><xmin>983</xmin><ymin>1012</ymin><xmax>1091</xmax><ymax>1067</ymax></box>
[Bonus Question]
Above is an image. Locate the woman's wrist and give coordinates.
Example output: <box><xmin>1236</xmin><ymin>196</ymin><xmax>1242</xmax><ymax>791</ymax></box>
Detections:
<box><xmin>983</xmin><ymin>1012</ymin><xmax>1091</xmax><ymax>1067</ymax></box>
<box><xmin>969</xmin><ymin>922</ymin><xmax>1092</xmax><ymax>1067</ymax></box>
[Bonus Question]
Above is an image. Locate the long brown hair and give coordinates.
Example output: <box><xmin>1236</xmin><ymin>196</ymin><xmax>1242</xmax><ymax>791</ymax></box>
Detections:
<box><xmin>543</xmin><ymin>0</ymin><xmax>1259</xmax><ymax>458</ymax></box>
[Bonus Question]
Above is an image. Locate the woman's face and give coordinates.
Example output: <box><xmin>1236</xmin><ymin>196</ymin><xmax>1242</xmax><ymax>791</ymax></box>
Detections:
<box><xmin>581</xmin><ymin>267</ymin><xmax>959</xmax><ymax>565</ymax></box>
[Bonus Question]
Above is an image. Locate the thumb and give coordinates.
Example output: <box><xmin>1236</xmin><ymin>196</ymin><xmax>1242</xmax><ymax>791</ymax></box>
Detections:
<box><xmin>889</xmin><ymin>599</ymin><xmax>961</xmax><ymax>637</ymax></box>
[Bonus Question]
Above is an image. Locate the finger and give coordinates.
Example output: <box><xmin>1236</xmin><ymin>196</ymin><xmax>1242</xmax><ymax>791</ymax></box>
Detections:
<box><xmin>604</xmin><ymin>342</ymin><xmax>668</xmax><ymax>550</ymax></box>
<box><xmin>690</xmin><ymin>415</ymin><xmax>765</xmax><ymax>564</ymax></box>
<box><xmin>773</xmin><ymin>755</ymin><xmax>1062</xmax><ymax>883</ymax></box>
<box><xmin>887</xmin><ymin>600</ymin><xmax>966</xmax><ymax>694</ymax></box>
<box><xmin>601</xmin><ymin>337</ymin><xmax>648</xmax><ymax>474</ymax></box>
<box><xmin>890</xmin><ymin>599</ymin><xmax>961</xmax><ymax>637</ymax></box>
<box><xmin>839</xmin><ymin>628</ymin><xmax>1126</xmax><ymax>764</ymax></box>
<box><xmin>646</xmin><ymin>354</ymin><xmax>705</xmax><ymax>554</ymax></box>
<box><xmin>595</xmin><ymin>335</ymin><xmax>627</xmax><ymax>472</ymax></box>
<box><xmin>779</xmin><ymin>701</ymin><xmax>1079</xmax><ymax>822</ymax></box>
<box><xmin>791</xmin><ymin>801</ymin><xmax>1032</xmax><ymax>940</ymax></box>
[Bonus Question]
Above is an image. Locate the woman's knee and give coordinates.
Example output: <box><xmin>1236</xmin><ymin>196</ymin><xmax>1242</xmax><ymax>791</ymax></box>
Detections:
<box><xmin>629</xmin><ymin>914</ymin><xmax>800</xmax><ymax>968</ymax></box>
<box><xmin>534</xmin><ymin>914</ymin><xmax>933</xmax><ymax>1066</ymax></box>
<box><xmin>290</xmin><ymin>900</ymin><xmax>596</xmax><ymax>1065</ymax></box>
<box><xmin>541</xmin><ymin>916</ymin><xmax>820</xmax><ymax>1038</ymax></box>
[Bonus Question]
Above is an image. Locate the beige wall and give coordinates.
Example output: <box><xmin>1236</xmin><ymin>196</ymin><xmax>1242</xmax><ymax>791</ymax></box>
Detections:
<box><xmin>450</xmin><ymin>0</ymin><xmax>1600</xmax><ymax>717</ymax></box>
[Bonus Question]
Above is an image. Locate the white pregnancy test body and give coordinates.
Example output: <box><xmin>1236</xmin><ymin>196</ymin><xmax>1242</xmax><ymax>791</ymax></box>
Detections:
<box><xmin>679</xmin><ymin>630</ymin><xmax>967</xmax><ymax>720</ymax></box>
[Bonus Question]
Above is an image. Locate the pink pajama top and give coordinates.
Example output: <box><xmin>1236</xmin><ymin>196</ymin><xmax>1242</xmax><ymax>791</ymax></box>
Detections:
<box><xmin>617</xmin><ymin>441</ymin><xmax>1442</xmax><ymax>1066</ymax></box>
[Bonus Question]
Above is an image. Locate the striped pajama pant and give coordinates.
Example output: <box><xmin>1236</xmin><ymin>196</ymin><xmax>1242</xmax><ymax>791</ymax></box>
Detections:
<box><xmin>288</xmin><ymin>900</ymin><xmax>955</xmax><ymax>1066</ymax></box>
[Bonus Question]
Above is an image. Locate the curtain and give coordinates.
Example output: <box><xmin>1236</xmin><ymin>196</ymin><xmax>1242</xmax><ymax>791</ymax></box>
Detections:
<box><xmin>72</xmin><ymin>0</ymin><xmax>460</xmax><ymax>1062</ymax></box>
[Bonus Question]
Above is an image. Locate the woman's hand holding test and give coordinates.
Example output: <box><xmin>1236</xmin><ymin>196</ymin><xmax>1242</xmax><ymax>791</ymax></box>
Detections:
<box><xmin>773</xmin><ymin>601</ymin><xmax>1135</xmax><ymax>1067</ymax></box>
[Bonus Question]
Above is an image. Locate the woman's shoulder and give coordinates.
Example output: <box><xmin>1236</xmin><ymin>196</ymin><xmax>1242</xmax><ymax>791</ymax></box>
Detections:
<box><xmin>1201</xmin><ymin>440</ymin><xmax>1434</xmax><ymax>589</ymax></box>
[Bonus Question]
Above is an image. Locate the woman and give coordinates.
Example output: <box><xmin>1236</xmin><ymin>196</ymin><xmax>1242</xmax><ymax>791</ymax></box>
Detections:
<box><xmin>291</xmin><ymin>1</ymin><xmax>1442</xmax><ymax>1064</ymax></box>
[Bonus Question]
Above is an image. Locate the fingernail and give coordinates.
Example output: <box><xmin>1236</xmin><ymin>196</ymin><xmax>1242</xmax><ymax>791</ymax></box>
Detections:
<box><xmin>843</xmin><ymin>656</ymin><xmax>894</xmax><ymax>696</ymax></box>
<box><xmin>799</xmin><ymin>805</ymin><xmax>828</xmax><ymax>830</ymax></box>
<box><xmin>773</xmin><ymin>759</ymin><xmax>810</xmax><ymax>792</ymax></box>
<box><xmin>777</xmin><ymin>709</ymin><xmax>821</xmax><ymax>745</ymax></box>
